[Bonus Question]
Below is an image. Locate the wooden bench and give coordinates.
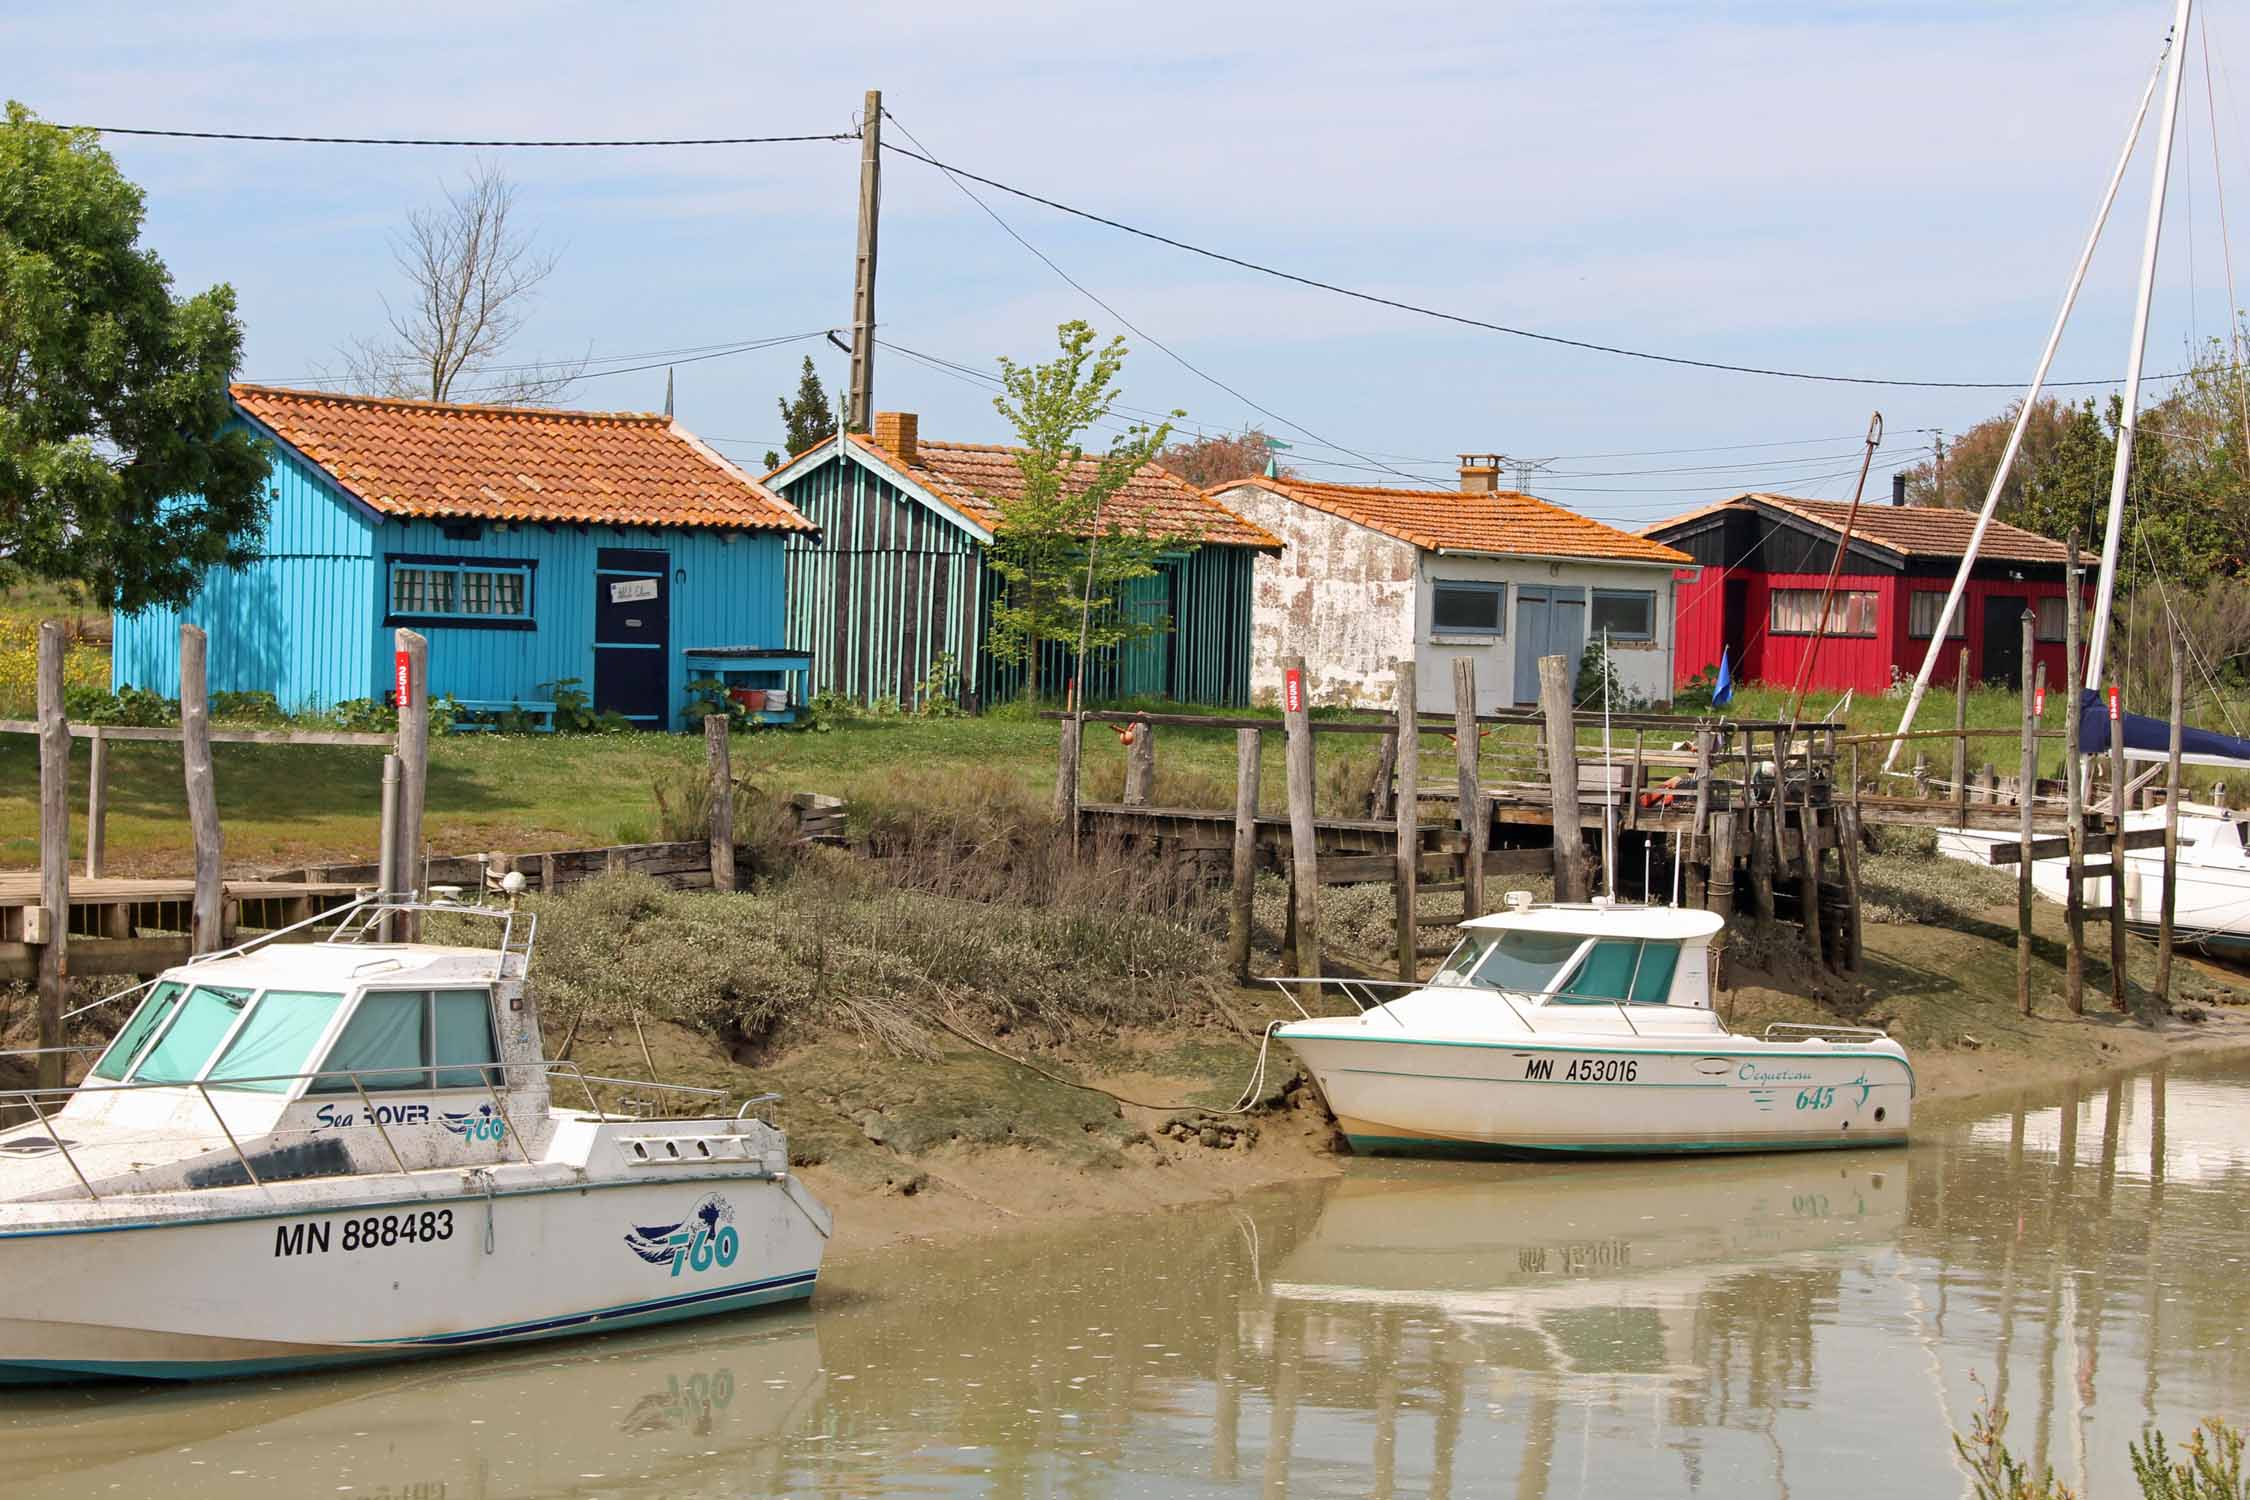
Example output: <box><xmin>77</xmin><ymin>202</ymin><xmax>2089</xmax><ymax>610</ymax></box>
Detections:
<box><xmin>449</xmin><ymin>699</ymin><xmax>558</xmax><ymax>732</ymax></box>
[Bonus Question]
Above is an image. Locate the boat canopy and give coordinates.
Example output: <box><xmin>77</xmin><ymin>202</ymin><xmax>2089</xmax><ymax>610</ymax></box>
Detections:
<box><xmin>1460</xmin><ymin>904</ymin><xmax>1724</xmax><ymax>943</ymax></box>
<box><xmin>2077</xmin><ymin>689</ymin><xmax>2250</xmax><ymax>768</ymax></box>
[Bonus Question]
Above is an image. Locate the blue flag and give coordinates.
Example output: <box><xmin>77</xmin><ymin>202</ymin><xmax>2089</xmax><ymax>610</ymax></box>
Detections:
<box><xmin>1712</xmin><ymin>646</ymin><xmax>1735</xmax><ymax>708</ymax></box>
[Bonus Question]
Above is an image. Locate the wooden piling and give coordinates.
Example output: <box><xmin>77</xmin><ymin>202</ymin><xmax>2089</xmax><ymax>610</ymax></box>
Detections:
<box><xmin>1953</xmin><ymin>648</ymin><xmax>1972</xmax><ymax>828</ymax></box>
<box><xmin>1686</xmin><ymin>731</ymin><xmax>1712</xmax><ymax>907</ymax></box>
<box><xmin>35</xmin><ymin>623</ymin><xmax>69</xmax><ymax>1093</ymax></box>
<box><xmin>1537</xmin><ymin>654</ymin><xmax>1588</xmax><ymax>901</ymax></box>
<box><xmin>179</xmin><ymin>624</ymin><xmax>224</xmax><ymax>956</ymax></box>
<box><xmin>1709</xmin><ymin>810</ymin><xmax>1736</xmax><ymax>919</ymax></box>
<box><xmin>1393</xmin><ymin>666</ymin><xmax>1420</xmax><ymax>982</ymax></box>
<box><xmin>2107</xmin><ymin>673</ymin><xmax>2128</xmax><ymax>1013</ymax></box>
<box><xmin>1052</xmin><ymin>711</ymin><xmax>1081</xmax><ymax>824</ymax></box>
<box><xmin>2017</xmin><ymin>611</ymin><xmax>2038</xmax><ymax>1016</ymax></box>
<box><xmin>1366</xmin><ymin>731</ymin><xmax>1398</xmax><ymax>820</ymax></box>
<box><xmin>2063</xmin><ymin>540</ymin><xmax>2085</xmax><ymax>1016</ymax></box>
<box><xmin>394</xmin><ymin>629</ymin><xmax>430</xmax><ymax>916</ymax></box>
<box><xmin>2156</xmin><ymin>629</ymin><xmax>2184</xmax><ymax>1005</ymax></box>
<box><xmin>1279</xmin><ymin>655</ymin><xmax>1321</xmax><ymax>988</ymax></box>
<box><xmin>84</xmin><ymin>726</ymin><xmax>108</xmax><ymax>880</ymax></box>
<box><xmin>1452</xmin><ymin>658</ymin><xmax>1486</xmax><ymax>917</ymax></box>
<box><xmin>1229</xmin><ymin>727</ymin><xmax>1261</xmax><ymax>986</ymax></box>
<box><xmin>1123</xmin><ymin>719</ymin><xmax>1156</xmax><ymax>807</ymax></box>
<box><xmin>1837</xmin><ymin>803</ymin><xmax>1864</xmax><ymax>969</ymax></box>
<box><xmin>705</xmin><ymin>715</ymin><xmax>736</xmax><ymax>894</ymax></box>
<box><xmin>1792</xmin><ymin>732</ymin><xmax>1823</xmax><ymax>967</ymax></box>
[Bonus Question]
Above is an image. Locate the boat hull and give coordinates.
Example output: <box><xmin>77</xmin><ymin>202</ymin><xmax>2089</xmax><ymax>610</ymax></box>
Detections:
<box><xmin>1281</xmin><ymin>1033</ymin><xmax>1912</xmax><ymax>1158</ymax></box>
<box><xmin>0</xmin><ymin>1173</ymin><xmax>827</xmax><ymax>1382</ymax></box>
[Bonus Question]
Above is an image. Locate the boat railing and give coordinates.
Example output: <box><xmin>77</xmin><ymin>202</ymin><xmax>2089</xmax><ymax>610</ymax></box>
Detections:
<box><xmin>0</xmin><ymin>1058</ymin><xmax>775</xmax><ymax>1204</ymax></box>
<box><xmin>1260</xmin><ymin>975</ymin><xmax>1665</xmax><ymax>1037</ymax></box>
<box><xmin>1763</xmin><ymin>1021</ymin><xmax>1892</xmax><ymax>1044</ymax></box>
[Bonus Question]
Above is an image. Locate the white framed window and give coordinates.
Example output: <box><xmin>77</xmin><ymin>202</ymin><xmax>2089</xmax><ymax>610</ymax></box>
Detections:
<box><xmin>1432</xmin><ymin>580</ymin><xmax>1505</xmax><ymax>635</ymax></box>
<box><xmin>1907</xmin><ymin>590</ymin><xmax>1965</xmax><ymax>640</ymax></box>
<box><xmin>1771</xmin><ymin>588</ymin><xmax>1878</xmax><ymax>637</ymax></box>
<box><xmin>1589</xmin><ymin>588</ymin><xmax>1656</xmax><ymax>641</ymax></box>
<box><xmin>386</xmin><ymin>557</ymin><xmax>533</xmax><ymax>626</ymax></box>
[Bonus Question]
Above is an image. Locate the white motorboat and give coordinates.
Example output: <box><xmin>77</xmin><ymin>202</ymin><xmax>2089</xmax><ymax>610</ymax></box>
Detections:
<box><xmin>1937</xmin><ymin>807</ymin><xmax>2250</xmax><ymax>959</ymax></box>
<box><xmin>1273</xmin><ymin>898</ymin><xmax>1912</xmax><ymax>1158</ymax></box>
<box><xmin>0</xmin><ymin>892</ymin><xmax>831</xmax><ymax>1383</ymax></box>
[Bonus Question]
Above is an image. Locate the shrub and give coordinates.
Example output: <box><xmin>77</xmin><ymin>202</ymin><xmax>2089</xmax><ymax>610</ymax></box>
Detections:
<box><xmin>63</xmin><ymin>683</ymin><xmax>177</xmax><ymax>726</ymax></box>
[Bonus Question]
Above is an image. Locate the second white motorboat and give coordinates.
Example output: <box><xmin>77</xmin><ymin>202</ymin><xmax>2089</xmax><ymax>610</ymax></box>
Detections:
<box><xmin>1274</xmin><ymin>897</ymin><xmax>1911</xmax><ymax>1158</ymax></box>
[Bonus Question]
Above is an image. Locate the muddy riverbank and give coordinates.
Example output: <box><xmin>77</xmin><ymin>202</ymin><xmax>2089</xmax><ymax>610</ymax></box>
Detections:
<box><xmin>558</xmin><ymin>893</ymin><xmax>2250</xmax><ymax>1260</ymax></box>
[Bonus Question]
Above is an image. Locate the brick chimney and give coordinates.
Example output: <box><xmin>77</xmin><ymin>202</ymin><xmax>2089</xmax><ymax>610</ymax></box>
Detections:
<box><xmin>872</xmin><ymin>411</ymin><xmax>919</xmax><ymax>466</ymax></box>
<box><xmin>1459</xmin><ymin>453</ymin><xmax>1502</xmax><ymax>494</ymax></box>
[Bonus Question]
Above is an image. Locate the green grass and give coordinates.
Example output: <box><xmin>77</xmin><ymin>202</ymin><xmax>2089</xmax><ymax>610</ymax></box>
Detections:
<box><xmin>6</xmin><ymin>671</ymin><xmax>2245</xmax><ymax>875</ymax></box>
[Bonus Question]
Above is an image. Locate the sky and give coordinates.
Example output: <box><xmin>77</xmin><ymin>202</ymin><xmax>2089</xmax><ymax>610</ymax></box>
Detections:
<box><xmin>9</xmin><ymin>0</ymin><xmax>2248</xmax><ymax>528</ymax></box>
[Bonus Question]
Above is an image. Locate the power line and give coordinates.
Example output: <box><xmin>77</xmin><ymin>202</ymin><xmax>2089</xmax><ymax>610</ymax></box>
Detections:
<box><xmin>878</xmin><ymin>110</ymin><xmax>1447</xmax><ymax>492</ymax></box>
<box><xmin>75</xmin><ymin>125</ymin><xmax>858</xmax><ymax>148</ymax></box>
<box><xmin>259</xmin><ymin>330</ymin><xmax>837</xmax><ymax>391</ymax></box>
<box><xmin>880</xmin><ymin>141</ymin><xmax>2198</xmax><ymax>392</ymax></box>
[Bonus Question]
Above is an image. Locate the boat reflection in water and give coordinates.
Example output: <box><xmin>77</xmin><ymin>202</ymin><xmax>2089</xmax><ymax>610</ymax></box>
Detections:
<box><xmin>0</xmin><ymin>1310</ymin><xmax>822</xmax><ymax>1499</ymax></box>
<box><xmin>1252</xmin><ymin>1152</ymin><xmax>1905</xmax><ymax>1495</ymax></box>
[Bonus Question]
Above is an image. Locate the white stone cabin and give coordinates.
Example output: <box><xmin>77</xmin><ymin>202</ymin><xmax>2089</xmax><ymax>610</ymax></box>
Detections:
<box><xmin>1209</xmin><ymin>456</ymin><xmax>1692</xmax><ymax>713</ymax></box>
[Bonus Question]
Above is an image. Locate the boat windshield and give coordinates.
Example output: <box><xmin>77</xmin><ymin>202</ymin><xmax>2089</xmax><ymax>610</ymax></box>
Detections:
<box><xmin>206</xmin><ymin>990</ymin><xmax>348</xmax><ymax>1092</ymax></box>
<box><xmin>1431</xmin><ymin>930</ymin><xmax>1588</xmax><ymax>994</ymax></box>
<box><xmin>90</xmin><ymin>980</ymin><xmax>185</xmax><ymax>1081</ymax></box>
<box><xmin>130</xmin><ymin>985</ymin><xmax>256</xmax><ymax>1085</ymax></box>
<box><xmin>1551</xmin><ymin>939</ymin><xmax>1682</xmax><ymax>1005</ymax></box>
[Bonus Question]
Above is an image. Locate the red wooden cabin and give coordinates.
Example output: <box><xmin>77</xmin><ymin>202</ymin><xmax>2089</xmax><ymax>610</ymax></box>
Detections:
<box><xmin>1645</xmin><ymin>493</ymin><xmax>2085</xmax><ymax>696</ymax></box>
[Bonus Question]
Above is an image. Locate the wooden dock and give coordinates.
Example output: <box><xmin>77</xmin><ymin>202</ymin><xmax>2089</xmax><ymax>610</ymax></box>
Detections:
<box><xmin>0</xmin><ymin>873</ymin><xmax>368</xmax><ymax>982</ymax></box>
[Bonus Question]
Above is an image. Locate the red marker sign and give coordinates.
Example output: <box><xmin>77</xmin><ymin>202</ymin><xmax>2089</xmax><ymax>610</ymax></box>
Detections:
<box><xmin>2106</xmin><ymin>685</ymin><xmax>2121</xmax><ymax>722</ymax></box>
<box><xmin>2034</xmin><ymin>684</ymin><xmax>2046</xmax><ymax>717</ymax></box>
<box><xmin>1283</xmin><ymin>667</ymin><xmax>1304</xmax><ymax>716</ymax></box>
<box><xmin>394</xmin><ymin>650</ymin><xmax>411</xmax><ymax>707</ymax></box>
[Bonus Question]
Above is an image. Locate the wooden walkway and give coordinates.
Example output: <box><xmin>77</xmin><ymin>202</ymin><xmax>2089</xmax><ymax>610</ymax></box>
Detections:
<box><xmin>0</xmin><ymin>873</ymin><xmax>367</xmax><ymax>982</ymax></box>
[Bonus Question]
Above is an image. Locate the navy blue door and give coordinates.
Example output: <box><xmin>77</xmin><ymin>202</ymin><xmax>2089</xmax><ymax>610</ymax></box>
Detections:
<box><xmin>595</xmin><ymin>548</ymin><xmax>669</xmax><ymax>727</ymax></box>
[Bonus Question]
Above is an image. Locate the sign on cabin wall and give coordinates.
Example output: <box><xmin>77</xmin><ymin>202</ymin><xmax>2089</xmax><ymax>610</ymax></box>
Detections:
<box><xmin>609</xmin><ymin>578</ymin><xmax>660</xmax><ymax>604</ymax></box>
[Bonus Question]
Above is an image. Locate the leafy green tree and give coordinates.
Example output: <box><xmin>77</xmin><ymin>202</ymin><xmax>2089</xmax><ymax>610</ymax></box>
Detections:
<box><xmin>765</xmin><ymin>356</ymin><xmax>836</xmax><ymax>469</ymax></box>
<box><xmin>1</xmin><ymin>103</ymin><xmax>270</xmax><ymax>611</ymax></box>
<box><xmin>982</xmin><ymin>321</ymin><xmax>1190</xmax><ymax>702</ymax></box>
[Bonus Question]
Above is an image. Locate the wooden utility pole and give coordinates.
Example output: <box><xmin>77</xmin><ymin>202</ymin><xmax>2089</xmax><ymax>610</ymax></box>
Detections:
<box><xmin>705</xmin><ymin>716</ymin><xmax>736</xmax><ymax>894</ymax></box>
<box><xmin>2017</xmin><ymin>613</ymin><xmax>2039</xmax><ymax>1016</ymax></box>
<box><xmin>1452</xmin><ymin>658</ymin><xmax>1486</xmax><ymax>917</ymax></box>
<box><xmin>2156</xmin><ymin>628</ymin><xmax>2184</xmax><ymax>1004</ymax></box>
<box><xmin>1393</xmin><ymin>664</ymin><xmax>1419</xmax><ymax>982</ymax></box>
<box><xmin>1229</xmin><ymin>728</ymin><xmax>1260</xmax><ymax>985</ymax></box>
<box><xmin>35</xmin><ymin>623</ymin><xmax>68</xmax><ymax>1093</ymax></box>
<box><xmin>847</xmin><ymin>89</ymin><xmax>882</xmax><ymax>432</ymax></box>
<box><xmin>1537</xmin><ymin>654</ymin><xmax>1589</xmax><ymax>901</ymax></box>
<box><xmin>2064</xmin><ymin>541</ymin><xmax>2085</xmax><ymax>1015</ymax></box>
<box><xmin>180</xmin><ymin>625</ymin><xmax>224</xmax><ymax>954</ymax></box>
<box><xmin>1279</xmin><ymin>655</ymin><xmax>1321</xmax><ymax>989</ymax></box>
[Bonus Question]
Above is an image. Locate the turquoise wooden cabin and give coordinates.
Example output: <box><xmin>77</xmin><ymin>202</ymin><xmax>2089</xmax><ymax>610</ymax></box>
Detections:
<box><xmin>764</xmin><ymin>411</ymin><xmax>1282</xmax><ymax>709</ymax></box>
<box><xmin>111</xmin><ymin>386</ymin><xmax>817</xmax><ymax>728</ymax></box>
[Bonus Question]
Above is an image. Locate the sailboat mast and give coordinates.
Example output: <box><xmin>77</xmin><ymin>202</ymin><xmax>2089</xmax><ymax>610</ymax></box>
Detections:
<box><xmin>1880</xmin><ymin>45</ymin><xmax>2170</xmax><ymax>770</ymax></box>
<box><xmin>2087</xmin><ymin>0</ymin><xmax>2196</xmax><ymax>688</ymax></box>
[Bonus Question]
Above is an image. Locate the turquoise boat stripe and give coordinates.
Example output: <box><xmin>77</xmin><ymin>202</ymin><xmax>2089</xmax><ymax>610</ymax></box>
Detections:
<box><xmin>1284</xmin><ymin>1032</ymin><xmax>1917</xmax><ymax>1096</ymax></box>
<box><xmin>0</xmin><ymin>1171</ymin><xmax>788</xmax><ymax>1242</ymax></box>
<box><xmin>1344</xmin><ymin>1133</ymin><xmax>1911</xmax><ymax>1159</ymax></box>
<box><xmin>0</xmin><ymin>1280</ymin><xmax>815</xmax><ymax>1383</ymax></box>
<box><xmin>376</xmin><ymin>1268</ymin><xmax>818</xmax><ymax>1346</ymax></box>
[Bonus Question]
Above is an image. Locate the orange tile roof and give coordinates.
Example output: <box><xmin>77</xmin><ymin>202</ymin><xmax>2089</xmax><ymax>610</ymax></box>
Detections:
<box><xmin>1648</xmin><ymin>493</ymin><xmax>2069</xmax><ymax>564</ymax></box>
<box><xmin>845</xmin><ymin>434</ymin><xmax>1282</xmax><ymax>550</ymax></box>
<box><xmin>1222</xmin><ymin>475</ymin><xmax>1690</xmax><ymax>565</ymax></box>
<box><xmin>231</xmin><ymin>385</ymin><xmax>813</xmax><ymax>532</ymax></box>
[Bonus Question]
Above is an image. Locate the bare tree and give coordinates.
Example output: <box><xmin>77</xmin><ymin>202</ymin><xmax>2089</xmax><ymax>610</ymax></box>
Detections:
<box><xmin>339</xmin><ymin>161</ymin><xmax>583</xmax><ymax>404</ymax></box>
<box><xmin>1155</xmin><ymin>427</ymin><xmax>1291</xmax><ymax>488</ymax></box>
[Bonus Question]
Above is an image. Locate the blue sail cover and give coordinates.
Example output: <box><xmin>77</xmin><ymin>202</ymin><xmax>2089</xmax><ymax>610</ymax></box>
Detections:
<box><xmin>2076</xmin><ymin>689</ymin><xmax>2250</xmax><ymax>766</ymax></box>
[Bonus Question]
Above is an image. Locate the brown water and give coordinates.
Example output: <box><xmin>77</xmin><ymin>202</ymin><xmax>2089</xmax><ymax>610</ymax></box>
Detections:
<box><xmin>3</xmin><ymin>1060</ymin><xmax>2247</xmax><ymax>1498</ymax></box>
